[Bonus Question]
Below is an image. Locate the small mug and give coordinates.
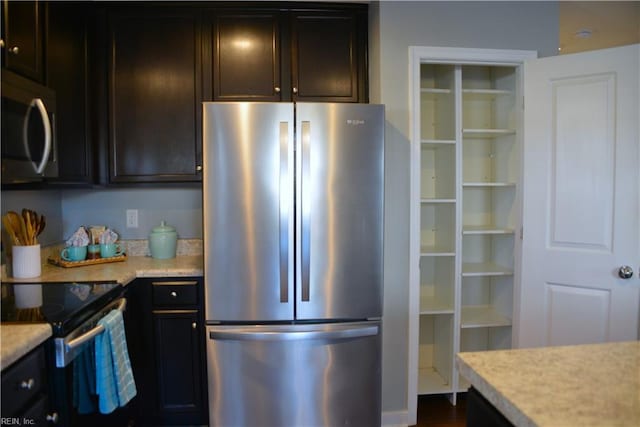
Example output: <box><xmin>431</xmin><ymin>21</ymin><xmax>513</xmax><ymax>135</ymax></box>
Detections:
<box><xmin>61</xmin><ymin>245</ymin><xmax>87</xmax><ymax>262</ymax></box>
<box><xmin>100</xmin><ymin>243</ymin><xmax>123</xmax><ymax>258</ymax></box>
<box><xmin>87</xmin><ymin>244</ymin><xmax>101</xmax><ymax>260</ymax></box>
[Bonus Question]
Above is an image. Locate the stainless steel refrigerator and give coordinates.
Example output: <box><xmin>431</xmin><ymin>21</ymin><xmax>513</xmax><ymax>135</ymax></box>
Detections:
<box><xmin>202</xmin><ymin>102</ymin><xmax>384</xmax><ymax>427</ymax></box>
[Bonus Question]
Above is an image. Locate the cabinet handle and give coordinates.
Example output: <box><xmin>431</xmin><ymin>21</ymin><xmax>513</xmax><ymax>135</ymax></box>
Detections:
<box><xmin>46</xmin><ymin>412</ymin><xmax>59</xmax><ymax>424</ymax></box>
<box><xmin>20</xmin><ymin>378</ymin><xmax>35</xmax><ymax>390</ymax></box>
<box><xmin>192</xmin><ymin>322</ymin><xmax>197</xmax><ymax>329</ymax></box>
<box><xmin>292</xmin><ymin>87</ymin><xmax>298</xmax><ymax>94</ymax></box>
<box><xmin>196</xmin><ymin>165</ymin><xmax>203</xmax><ymax>172</ymax></box>
<box><xmin>170</xmin><ymin>291</ymin><xmax>178</xmax><ymax>298</ymax></box>
<box><xmin>274</xmin><ymin>87</ymin><xmax>281</xmax><ymax>93</ymax></box>
<box><xmin>8</xmin><ymin>46</ymin><xmax>19</xmax><ymax>55</ymax></box>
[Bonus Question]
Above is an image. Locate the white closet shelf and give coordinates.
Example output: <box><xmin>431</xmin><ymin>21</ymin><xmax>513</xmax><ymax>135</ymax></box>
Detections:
<box><xmin>462</xmin><ymin>88</ymin><xmax>513</xmax><ymax>99</ymax></box>
<box><xmin>418</xmin><ymin>368</ymin><xmax>452</xmax><ymax>395</ymax></box>
<box><xmin>458</xmin><ymin>376</ymin><xmax>471</xmax><ymax>393</ymax></box>
<box><xmin>462</xmin><ymin>129</ymin><xmax>516</xmax><ymax>138</ymax></box>
<box><xmin>420</xmin><ymin>198</ymin><xmax>456</xmax><ymax>204</ymax></box>
<box><xmin>420</xmin><ymin>246</ymin><xmax>456</xmax><ymax>257</ymax></box>
<box><xmin>421</xmin><ymin>139</ymin><xmax>456</xmax><ymax>145</ymax></box>
<box><xmin>460</xmin><ymin>305</ymin><xmax>512</xmax><ymax>328</ymax></box>
<box><xmin>462</xmin><ymin>262</ymin><xmax>513</xmax><ymax>276</ymax></box>
<box><xmin>420</xmin><ymin>296</ymin><xmax>455</xmax><ymax>314</ymax></box>
<box><xmin>462</xmin><ymin>225</ymin><xmax>514</xmax><ymax>235</ymax></box>
<box><xmin>421</xmin><ymin>88</ymin><xmax>452</xmax><ymax>94</ymax></box>
<box><xmin>462</xmin><ymin>182</ymin><xmax>516</xmax><ymax>187</ymax></box>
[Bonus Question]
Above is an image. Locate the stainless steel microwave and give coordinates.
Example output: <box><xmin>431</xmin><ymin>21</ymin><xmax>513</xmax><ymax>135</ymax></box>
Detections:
<box><xmin>1</xmin><ymin>70</ymin><xmax>58</xmax><ymax>184</ymax></box>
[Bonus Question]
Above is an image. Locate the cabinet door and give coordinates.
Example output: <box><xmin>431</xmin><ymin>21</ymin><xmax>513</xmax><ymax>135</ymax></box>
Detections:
<box><xmin>211</xmin><ymin>11</ymin><xmax>283</xmax><ymax>101</ymax></box>
<box><xmin>46</xmin><ymin>2</ymin><xmax>92</xmax><ymax>184</ymax></box>
<box><xmin>290</xmin><ymin>10</ymin><xmax>367</xmax><ymax>103</ymax></box>
<box><xmin>152</xmin><ymin>310</ymin><xmax>205</xmax><ymax>424</ymax></box>
<box><xmin>109</xmin><ymin>10</ymin><xmax>202</xmax><ymax>183</ymax></box>
<box><xmin>1</xmin><ymin>0</ymin><xmax>44</xmax><ymax>82</ymax></box>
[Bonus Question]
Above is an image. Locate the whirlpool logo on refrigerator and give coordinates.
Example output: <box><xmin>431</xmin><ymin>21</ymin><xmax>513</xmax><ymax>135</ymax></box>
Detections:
<box><xmin>346</xmin><ymin>119</ymin><xmax>365</xmax><ymax>126</ymax></box>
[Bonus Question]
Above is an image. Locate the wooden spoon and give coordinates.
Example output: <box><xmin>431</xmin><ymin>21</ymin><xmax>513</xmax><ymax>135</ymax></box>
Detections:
<box><xmin>6</xmin><ymin>211</ymin><xmax>25</xmax><ymax>245</ymax></box>
<box><xmin>2</xmin><ymin>215</ymin><xmax>20</xmax><ymax>245</ymax></box>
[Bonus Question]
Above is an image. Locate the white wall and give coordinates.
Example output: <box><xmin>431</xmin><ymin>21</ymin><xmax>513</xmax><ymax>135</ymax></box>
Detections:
<box><xmin>371</xmin><ymin>1</ymin><xmax>559</xmax><ymax>422</ymax></box>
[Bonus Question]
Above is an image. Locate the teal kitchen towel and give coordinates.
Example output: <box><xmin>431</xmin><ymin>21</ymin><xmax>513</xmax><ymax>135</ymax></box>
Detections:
<box><xmin>72</xmin><ymin>343</ymin><xmax>97</xmax><ymax>414</ymax></box>
<box><xmin>95</xmin><ymin>309</ymin><xmax>137</xmax><ymax>414</ymax></box>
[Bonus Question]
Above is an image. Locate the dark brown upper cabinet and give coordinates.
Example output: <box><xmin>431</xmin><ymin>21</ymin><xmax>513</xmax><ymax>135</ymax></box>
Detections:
<box><xmin>108</xmin><ymin>8</ymin><xmax>203</xmax><ymax>183</ymax></box>
<box><xmin>46</xmin><ymin>2</ymin><xmax>94</xmax><ymax>185</ymax></box>
<box><xmin>291</xmin><ymin>10</ymin><xmax>367</xmax><ymax>103</ymax></box>
<box><xmin>210</xmin><ymin>4</ymin><xmax>368</xmax><ymax>103</ymax></box>
<box><xmin>1</xmin><ymin>0</ymin><xmax>44</xmax><ymax>82</ymax></box>
<box><xmin>212</xmin><ymin>11</ymin><xmax>283</xmax><ymax>102</ymax></box>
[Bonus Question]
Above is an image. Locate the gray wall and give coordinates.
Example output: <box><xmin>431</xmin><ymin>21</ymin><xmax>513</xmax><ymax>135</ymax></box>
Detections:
<box><xmin>1</xmin><ymin>190</ymin><xmax>63</xmax><ymax>247</ymax></box>
<box><xmin>372</xmin><ymin>0</ymin><xmax>559</xmax><ymax>418</ymax></box>
<box><xmin>60</xmin><ymin>188</ymin><xmax>202</xmax><ymax>240</ymax></box>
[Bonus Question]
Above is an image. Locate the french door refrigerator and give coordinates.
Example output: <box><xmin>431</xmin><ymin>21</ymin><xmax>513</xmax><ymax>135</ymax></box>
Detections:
<box><xmin>203</xmin><ymin>102</ymin><xmax>384</xmax><ymax>427</ymax></box>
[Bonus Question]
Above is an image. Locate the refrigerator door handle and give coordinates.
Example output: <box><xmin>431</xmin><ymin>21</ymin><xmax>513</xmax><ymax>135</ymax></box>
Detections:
<box><xmin>208</xmin><ymin>323</ymin><xmax>379</xmax><ymax>342</ymax></box>
<box><xmin>279</xmin><ymin>121</ymin><xmax>292</xmax><ymax>303</ymax></box>
<box><xmin>301</xmin><ymin>120</ymin><xmax>311</xmax><ymax>302</ymax></box>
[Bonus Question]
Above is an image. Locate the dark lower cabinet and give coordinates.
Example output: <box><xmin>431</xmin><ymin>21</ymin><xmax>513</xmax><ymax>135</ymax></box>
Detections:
<box><xmin>467</xmin><ymin>387</ymin><xmax>514</xmax><ymax>427</ymax></box>
<box><xmin>0</xmin><ymin>344</ymin><xmax>54</xmax><ymax>426</ymax></box>
<box><xmin>153</xmin><ymin>310</ymin><xmax>204</xmax><ymax>421</ymax></box>
<box><xmin>127</xmin><ymin>277</ymin><xmax>208</xmax><ymax>426</ymax></box>
<box><xmin>108</xmin><ymin>8</ymin><xmax>203</xmax><ymax>183</ymax></box>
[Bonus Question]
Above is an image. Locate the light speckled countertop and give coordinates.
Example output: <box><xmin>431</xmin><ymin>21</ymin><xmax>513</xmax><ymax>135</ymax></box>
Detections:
<box><xmin>1</xmin><ymin>324</ymin><xmax>52</xmax><ymax>371</ymax></box>
<box><xmin>1</xmin><ymin>245</ymin><xmax>203</xmax><ymax>371</ymax></box>
<box><xmin>457</xmin><ymin>341</ymin><xmax>640</xmax><ymax>426</ymax></box>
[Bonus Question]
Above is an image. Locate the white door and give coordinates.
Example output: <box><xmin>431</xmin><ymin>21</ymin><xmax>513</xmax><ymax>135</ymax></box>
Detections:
<box><xmin>518</xmin><ymin>44</ymin><xmax>640</xmax><ymax>348</ymax></box>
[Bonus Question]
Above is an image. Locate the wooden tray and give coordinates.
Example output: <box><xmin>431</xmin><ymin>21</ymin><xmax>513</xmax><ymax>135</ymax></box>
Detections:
<box><xmin>48</xmin><ymin>253</ymin><xmax>127</xmax><ymax>268</ymax></box>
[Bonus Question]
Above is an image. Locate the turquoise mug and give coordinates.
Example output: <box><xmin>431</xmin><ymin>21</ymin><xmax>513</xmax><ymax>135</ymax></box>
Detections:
<box><xmin>100</xmin><ymin>243</ymin><xmax>124</xmax><ymax>258</ymax></box>
<box><xmin>61</xmin><ymin>245</ymin><xmax>87</xmax><ymax>262</ymax></box>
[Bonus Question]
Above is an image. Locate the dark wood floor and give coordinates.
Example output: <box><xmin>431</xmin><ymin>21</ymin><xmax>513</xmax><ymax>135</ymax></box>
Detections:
<box><xmin>412</xmin><ymin>394</ymin><xmax>467</xmax><ymax>427</ymax></box>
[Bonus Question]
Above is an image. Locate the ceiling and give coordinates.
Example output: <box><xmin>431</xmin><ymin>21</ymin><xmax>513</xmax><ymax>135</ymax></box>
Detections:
<box><xmin>559</xmin><ymin>1</ymin><xmax>640</xmax><ymax>54</ymax></box>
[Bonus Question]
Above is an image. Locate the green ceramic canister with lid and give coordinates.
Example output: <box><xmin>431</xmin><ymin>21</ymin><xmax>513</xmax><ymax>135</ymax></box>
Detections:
<box><xmin>149</xmin><ymin>221</ymin><xmax>177</xmax><ymax>259</ymax></box>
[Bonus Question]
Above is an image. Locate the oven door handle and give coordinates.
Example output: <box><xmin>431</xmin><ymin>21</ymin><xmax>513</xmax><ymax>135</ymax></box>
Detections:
<box><xmin>65</xmin><ymin>298</ymin><xmax>127</xmax><ymax>351</ymax></box>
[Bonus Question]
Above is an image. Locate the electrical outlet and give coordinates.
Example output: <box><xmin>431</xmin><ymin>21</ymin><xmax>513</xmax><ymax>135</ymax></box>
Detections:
<box><xmin>126</xmin><ymin>209</ymin><xmax>138</xmax><ymax>228</ymax></box>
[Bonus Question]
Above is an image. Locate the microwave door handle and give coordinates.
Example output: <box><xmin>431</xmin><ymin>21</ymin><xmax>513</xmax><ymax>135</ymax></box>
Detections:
<box><xmin>22</xmin><ymin>98</ymin><xmax>52</xmax><ymax>174</ymax></box>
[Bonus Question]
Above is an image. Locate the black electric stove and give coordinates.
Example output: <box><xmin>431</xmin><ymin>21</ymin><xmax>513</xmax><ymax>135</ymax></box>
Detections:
<box><xmin>1</xmin><ymin>282</ymin><xmax>123</xmax><ymax>336</ymax></box>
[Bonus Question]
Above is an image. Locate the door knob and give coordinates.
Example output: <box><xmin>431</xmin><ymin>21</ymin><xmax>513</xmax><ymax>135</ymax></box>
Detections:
<box><xmin>618</xmin><ymin>266</ymin><xmax>633</xmax><ymax>279</ymax></box>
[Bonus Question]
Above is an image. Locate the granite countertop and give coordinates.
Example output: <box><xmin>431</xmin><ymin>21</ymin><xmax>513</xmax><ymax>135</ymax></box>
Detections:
<box><xmin>1</xmin><ymin>244</ymin><xmax>204</xmax><ymax>371</ymax></box>
<box><xmin>4</xmin><ymin>254</ymin><xmax>204</xmax><ymax>285</ymax></box>
<box><xmin>2</xmin><ymin>239</ymin><xmax>203</xmax><ymax>285</ymax></box>
<box><xmin>1</xmin><ymin>324</ymin><xmax>52</xmax><ymax>371</ymax></box>
<box><xmin>456</xmin><ymin>341</ymin><xmax>640</xmax><ymax>426</ymax></box>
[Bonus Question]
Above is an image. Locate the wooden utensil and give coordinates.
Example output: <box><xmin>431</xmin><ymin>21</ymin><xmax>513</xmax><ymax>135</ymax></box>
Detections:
<box><xmin>2</xmin><ymin>209</ymin><xmax>45</xmax><ymax>246</ymax></box>
<box><xmin>2</xmin><ymin>215</ymin><xmax>20</xmax><ymax>245</ymax></box>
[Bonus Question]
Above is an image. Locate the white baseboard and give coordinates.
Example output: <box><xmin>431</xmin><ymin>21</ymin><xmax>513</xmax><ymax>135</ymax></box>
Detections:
<box><xmin>382</xmin><ymin>409</ymin><xmax>410</xmax><ymax>427</ymax></box>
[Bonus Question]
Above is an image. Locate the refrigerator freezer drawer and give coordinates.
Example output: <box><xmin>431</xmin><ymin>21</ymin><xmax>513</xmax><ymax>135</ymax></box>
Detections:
<box><xmin>206</xmin><ymin>321</ymin><xmax>381</xmax><ymax>427</ymax></box>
